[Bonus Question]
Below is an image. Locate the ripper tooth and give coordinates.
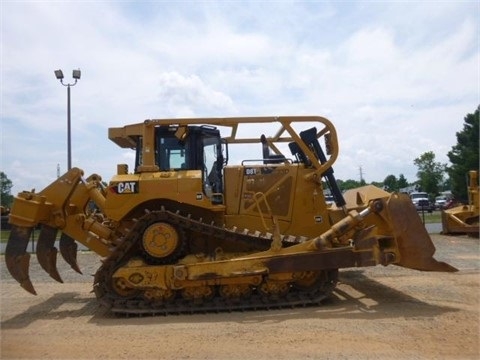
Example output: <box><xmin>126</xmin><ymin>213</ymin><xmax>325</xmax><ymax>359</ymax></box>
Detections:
<box><xmin>59</xmin><ymin>233</ymin><xmax>82</xmax><ymax>274</ymax></box>
<box><xmin>36</xmin><ymin>225</ymin><xmax>63</xmax><ymax>283</ymax></box>
<box><xmin>5</xmin><ymin>226</ymin><xmax>37</xmax><ymax>295</ymax></box>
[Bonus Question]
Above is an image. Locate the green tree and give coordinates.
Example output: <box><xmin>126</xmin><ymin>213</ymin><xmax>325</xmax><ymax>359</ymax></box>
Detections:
<box><xmin>413</xmin><ymin>151</ymin><xmax>446</xmax><ymax>195</ymax></box>
<box><xmin>383</xmin><ymin>174</ymin><xmax>398</xmax><ymax>192</ymax></box>
<box><xmin>447</xmin><ymin>107</ymin><xmax>479</xmax><ymax>201</ymax></box>
<box><xmin>0</xmin><ymin>172</ymin><xmax>13</xmax><ymax>208</ymax></box>
<box><xmin>397</xmin><ymin>174</ymin><xmax>409</xmax><ymax>190</ymax></box>
<box><xmin>337</xmin><ymin>179</ymin><xmax>363</xmax><ymax>191</ymax></box>
<box><xmin>370</xmin><ymin>181</ymin><xmax>384</xmax><ymax>189</ymax></box>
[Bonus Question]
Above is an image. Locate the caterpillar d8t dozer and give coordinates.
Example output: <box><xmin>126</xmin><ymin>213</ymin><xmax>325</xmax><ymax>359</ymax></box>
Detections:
<box><xmin>6</xmin><ymin>116</ymin><xmax>457</xmax><ymax>315</ymax></box>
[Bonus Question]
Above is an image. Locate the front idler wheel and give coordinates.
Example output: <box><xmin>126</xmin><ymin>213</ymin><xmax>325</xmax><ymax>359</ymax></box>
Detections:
<box><xmin>141</xmin><ymin>221</ymin><xmax>185</xmax><ymax>264</ymax></box>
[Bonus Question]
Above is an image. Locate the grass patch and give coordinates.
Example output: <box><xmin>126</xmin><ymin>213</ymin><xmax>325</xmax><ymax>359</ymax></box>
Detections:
<box><xmin>419</xmin><ymin>210</ymin><xmax>442</xmax><ymax>224</ymax></box>
<box><xmin>1</xmin><ymin>230</ymin><xmax>10</xmax><ymax>243</ymax></box>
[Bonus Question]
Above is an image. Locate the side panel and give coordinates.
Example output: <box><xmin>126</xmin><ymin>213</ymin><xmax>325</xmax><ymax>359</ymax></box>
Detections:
<box><xmin>288</xmin><ymin>167</ymin><xmax>333</xmax><ymax>236</ymax></box>
<box><xmin>104</xmin><ymin>170</ymin><xmax>218</xmax><ymax>221</ymax></box>
<box><xmin>224</xmin><ymin>164</ymin><xmax>297</xmax><ymax>233</ymax></box>
<box><xmin>240</xmin><ymin>165</ymin><xmax>297</xmax><ymax>219</ymax></box>
<box><xmin>224</xmin><ymin>164</ymin><xmax>333</xmax><ymax>238</ymax></box>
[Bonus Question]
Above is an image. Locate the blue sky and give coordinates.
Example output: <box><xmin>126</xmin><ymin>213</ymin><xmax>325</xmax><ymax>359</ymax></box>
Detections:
<box><xmin>1</xmin><ymin>1</ymin><xmax>478</xmax><ymax>196</ymax></box>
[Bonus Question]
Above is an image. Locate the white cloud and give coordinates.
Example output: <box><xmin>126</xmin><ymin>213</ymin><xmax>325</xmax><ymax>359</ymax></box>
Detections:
<box><xmin>156</xmin><ymin>72</ymin><xmax>235</xmax><ymax>117</ymax></box>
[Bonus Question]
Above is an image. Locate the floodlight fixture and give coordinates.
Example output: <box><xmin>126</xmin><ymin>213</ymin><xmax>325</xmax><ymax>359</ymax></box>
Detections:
<box><xmin>54</xmin><ymin>69</ymin><xmax>64</xmax><ymax>80</ymax></box>
<box><xmin>72</xmin><ymin>69</ymin><xmax>81</xmax><ymax>80</ymax></box>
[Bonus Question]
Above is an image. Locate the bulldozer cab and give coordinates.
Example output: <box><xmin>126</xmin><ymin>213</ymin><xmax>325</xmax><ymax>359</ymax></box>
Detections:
<box><xmin>149</xmin><ymin>125</ymin><xmax>225</xmax><ymax>197</ymax></box>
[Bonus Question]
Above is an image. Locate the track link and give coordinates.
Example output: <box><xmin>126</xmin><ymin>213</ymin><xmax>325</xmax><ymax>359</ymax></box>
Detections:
<box><xmin>93</xmin><ymin>209</ymin><xmax>338</xmax><ymax>316</ymax></box>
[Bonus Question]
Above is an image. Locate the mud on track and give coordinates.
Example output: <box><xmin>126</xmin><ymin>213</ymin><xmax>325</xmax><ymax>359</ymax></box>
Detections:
<box><xmin>1</xmin><ymin>234</ymin><xmax>479</xmax><ymax>360</ymax></box>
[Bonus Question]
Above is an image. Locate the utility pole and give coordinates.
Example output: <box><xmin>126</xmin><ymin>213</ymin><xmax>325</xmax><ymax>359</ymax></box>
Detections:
<box><xmin>359</xmin><ymin>166</ymin><xmax>365</xmax><ymax>184</ymax></box>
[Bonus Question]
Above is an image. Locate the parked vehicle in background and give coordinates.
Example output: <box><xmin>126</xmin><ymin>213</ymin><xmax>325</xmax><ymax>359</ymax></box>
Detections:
<box><xmin>435</xmin><ymin>195</ymin><xmax>448</xmax><ymax>210</ymax></box>
<box><xmin>410</xmin><ymin>192</ymin><xmax>433</xmax><ymax>212</ymax></box>
<box><xmin>444</xmin><ymin>198</ymin><xmax>460</xmax><ymax>210</ymax></box>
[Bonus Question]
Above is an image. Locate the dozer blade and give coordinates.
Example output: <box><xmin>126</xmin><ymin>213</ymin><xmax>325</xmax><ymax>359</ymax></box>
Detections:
<box><xmin>387</xmin><ymin>194</ymin><xmax>457</xmax><ymax>272</ymax></box>
<box><xmin>5</xmin><ymin>226</ymin><xmax>37</xmax><ymax>295</ymax></box>
<box><xmin>36</xmin><ymin>225</ymin><xmax>63</xmax><ymax>283</ymax></box>
<box><xmin>59</xmin><ymin>233</ymin><xmax>82</xmax><ymax>274</ymax></box>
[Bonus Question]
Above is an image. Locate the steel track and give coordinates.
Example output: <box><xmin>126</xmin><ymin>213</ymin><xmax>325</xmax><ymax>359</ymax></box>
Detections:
<box><xmin>93</xmin><ymin>209</ymin><xmax>338</xmax><ymax>315</ymax></box>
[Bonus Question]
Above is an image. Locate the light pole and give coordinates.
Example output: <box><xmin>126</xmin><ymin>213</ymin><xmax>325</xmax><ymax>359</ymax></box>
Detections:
<box><xmin>54</xmin><ymin>69</ymin><xmax>81</xmax><ymax>170</ymax></box>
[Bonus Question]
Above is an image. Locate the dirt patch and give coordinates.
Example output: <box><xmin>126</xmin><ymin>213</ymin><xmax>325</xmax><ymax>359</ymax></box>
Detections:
<box><xmin>1</xmin><ymin>234</ymin><xmax>479</xmax><ymax>359</ymax></box>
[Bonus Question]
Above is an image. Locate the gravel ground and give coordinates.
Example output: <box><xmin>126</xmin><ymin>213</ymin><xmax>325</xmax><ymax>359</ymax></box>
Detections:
<box><xmin>1</xmin><ymin>234</ymin><xmax>479</xmax><ymax>360</ymax></box>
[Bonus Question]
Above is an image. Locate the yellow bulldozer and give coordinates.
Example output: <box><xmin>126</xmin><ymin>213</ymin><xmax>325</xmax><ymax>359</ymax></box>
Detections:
<box><xmin>6</xmin><ymin>116</ymin><xmax>456</xmax><ymax>315</ymax></box>
<box><xmin>442</xmin><ymin>170</ymin><xmax>479</xmax><ymax>237</ymax></box>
